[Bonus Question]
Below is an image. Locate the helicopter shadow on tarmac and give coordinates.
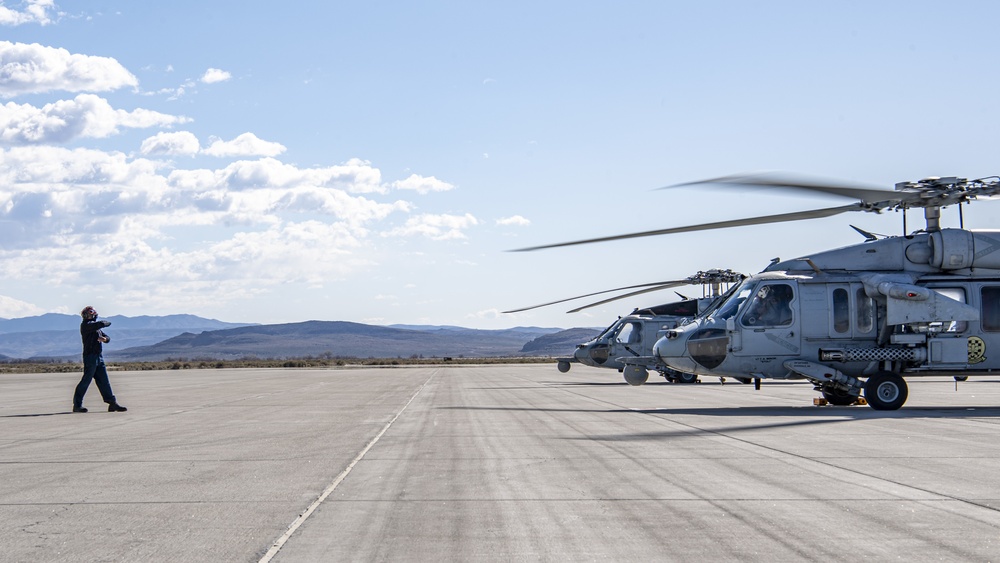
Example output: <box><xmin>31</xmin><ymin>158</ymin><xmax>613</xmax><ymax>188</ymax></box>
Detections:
<box><xmin>443</xmin><ymin>400</ymin><xmax>1000</xmax><ymax>440</ymax></box>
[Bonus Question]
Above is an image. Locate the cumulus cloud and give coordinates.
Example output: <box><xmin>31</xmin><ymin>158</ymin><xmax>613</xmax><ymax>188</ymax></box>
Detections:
<box><xmin>0</xmin><ymin>147</ymin><xmax>426</xmax><ymax>301</ymax></box>
<box><xmin>0</xmin><ymin>94</ymin><xmax>190</xmax><ymax>144</ymax></box>
<box><xmin>384</xmin><ymin>213</ymin><xmax>478</xmax><ymax>240</ymax></box>
<box><xmin>204</xmin><ymin>132</ymin><xmax>286</xmax><ymax>157</ymax></box>
<box><xmin>140</xmin><ymin>131</ymin><xmax>200</xmax><ymax>156</ymax></box>
<box><xmin>200</xmin><ymin>68</ymin><xmax>231</xmax><ymax>84</ymax></box>
<box><xmin>391</xmin><ymin>174</ymin><xmax>454</xmax><ymax>194</ymax></box>
<box><xmin>0</xmin><ymin>294</ymin><xmax>45</xmax><ymax>317</ymax></box>
<box><xmin>0</xmin><ymin>41</ymin><xmax>137</xmax><ymax>97</ymax></box>
<box><xmin>0</xmin><ymin>0</ymin><xmax>56</xmax><ymax>26</ymax></box>
<box><xmin>0</xmin><ymin>145</ymin><xmax>466</xmax><ymax>310</ymax></box>
<box><xmin>496</xmin><ymin>215</ymin><xmax>530</xmax><ymax>226</ymax></box>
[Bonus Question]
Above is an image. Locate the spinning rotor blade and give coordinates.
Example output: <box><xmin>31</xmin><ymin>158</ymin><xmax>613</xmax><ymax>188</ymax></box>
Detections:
<box><xmin>566</xmin><ymin>281</ymin><xmax>689</xmax><ymax>313</ymax></box>
<box><xmin>667</xmin><ymin>173</ymin><xmax>912</xmax><ymax>205</ymax></box>
<box><xmin>501</xmin><ymin>279</ymin><xmax>690</xmax><ymax>313</ymax></box>
<box><xmin>512</xmin><ymin>203</ymin><xmax>863</xmax><ymax>252</ymax></box>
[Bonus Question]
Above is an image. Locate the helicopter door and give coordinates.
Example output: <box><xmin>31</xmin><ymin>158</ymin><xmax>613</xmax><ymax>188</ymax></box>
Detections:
<box><xmin>613</xmin><ymin>321</ymin><xmax>643</xmax><ymax>358</ymax></box>
<box><xmin>734</xmin><ymin>282</ymin><xmax>800</xmax><ymax>361</ymax></box>
<box><xmin>976</xmin><ymin>286</ymin><xmax>1000</xmax><ymax>369</ymax></box>
<box><xmin>824</xmin><ymin>284</ymin><xmax>878</xmax><ymax>342</ymax></box>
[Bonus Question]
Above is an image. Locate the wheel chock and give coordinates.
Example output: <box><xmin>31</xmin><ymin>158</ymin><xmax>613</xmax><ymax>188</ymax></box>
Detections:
<box><xmin>813</xmin><ymin>397</ymin><xmax>828</xmax><ymax>406</ymax></box>
<box><xmin>854</xmin><ymin>396</ymin><xmax>868</xmax><ymax>406</ymax></box>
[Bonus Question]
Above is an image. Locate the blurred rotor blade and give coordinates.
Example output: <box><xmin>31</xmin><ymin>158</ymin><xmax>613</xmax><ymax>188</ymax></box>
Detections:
<box><xmin>666</xmin><ymin>173</ymin><xmax>913</xmax><ymax>204</ymax></box>
<box><xmin>502</xmin><ymin>279</ymin><xmax>688</xmax><ymax>313</ymax></box>
<box><xmin>512</xmin><ymin>203</ymin><xmax>863</xmax><ymax>252</ymax></box>
<box><xmin>566</xmin><ymin>281</ymin><xmax>688</xmax><ymax>313</ymax></box>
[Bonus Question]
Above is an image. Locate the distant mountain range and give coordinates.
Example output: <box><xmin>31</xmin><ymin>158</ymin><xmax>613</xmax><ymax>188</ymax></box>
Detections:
<box><xmin>0</xmin><ymin>314</ymin><xmax>255</xmax><ymax>359</ymax></box>
<box><xmin>0</xmin><ymin>314</ymin><xmax>600</xmax><ymax>361</ymax></box>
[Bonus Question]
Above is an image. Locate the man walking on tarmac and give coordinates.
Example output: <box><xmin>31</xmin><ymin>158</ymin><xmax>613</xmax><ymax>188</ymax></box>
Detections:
<box><xmin>73</xmin><ymin>306</ymin><xmax>127</xmax><ymax>413</ymax></box>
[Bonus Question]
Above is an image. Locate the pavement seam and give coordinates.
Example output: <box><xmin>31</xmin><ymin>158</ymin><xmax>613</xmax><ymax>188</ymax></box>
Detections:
<box><xmin>258</xmin><ymin>372</ymin><xmax>435</xmax><ymax>563</ymax></box>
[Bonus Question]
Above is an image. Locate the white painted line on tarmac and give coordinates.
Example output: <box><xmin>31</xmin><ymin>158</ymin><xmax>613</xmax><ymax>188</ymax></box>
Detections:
<box><xmin>258</xmin><ymin>373</ymin><xmax>434</xmax><ymax>563</ymax></box>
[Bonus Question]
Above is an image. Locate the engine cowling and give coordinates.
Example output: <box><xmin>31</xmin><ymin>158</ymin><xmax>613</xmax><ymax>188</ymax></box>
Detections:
<box><xmin>922</xmin><ymin>229</ymin><xmax>1000</xmax><ymax>270</ymax></box>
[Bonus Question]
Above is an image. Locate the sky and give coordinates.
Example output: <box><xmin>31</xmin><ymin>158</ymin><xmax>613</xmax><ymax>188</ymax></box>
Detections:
<box><xmin>2</xmin><ymin>1</ymin><xmax>1000</xmax><ymax>329</ymax></box>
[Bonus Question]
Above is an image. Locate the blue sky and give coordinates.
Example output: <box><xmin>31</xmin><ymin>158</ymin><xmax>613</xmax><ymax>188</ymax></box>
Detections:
<box><xmin>2</xmin><ymin>1</ymin><xmax>1000</xmax><ymax>329</ymax></box>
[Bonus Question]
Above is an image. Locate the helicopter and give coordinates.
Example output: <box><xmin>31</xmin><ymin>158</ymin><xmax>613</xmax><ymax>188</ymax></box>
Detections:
<box><xmin>515</xmin><ymin>173</ymin><xmax>1000</xmax><ymax>410</ymax></box>
<box><xmin>504</xmin><ymin>270</ymin><xmax>744</xmax><ymax>385</ymax></box>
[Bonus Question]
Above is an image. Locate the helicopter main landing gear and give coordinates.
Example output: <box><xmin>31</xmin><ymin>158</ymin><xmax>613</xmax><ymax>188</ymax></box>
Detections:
<box><xmin>864</xmin><ymin>372</ymin><xmax>908</xmax><ymax>410</ymax></box>
<box><xmin>820</xmin><ymin>385</ymin><xmax>861</xmax><ymax>406</ymax></box>
<box><xmin>668</xmin><ymin>372</ymin><xmax>699</xmax><ymax>384</ymax></box>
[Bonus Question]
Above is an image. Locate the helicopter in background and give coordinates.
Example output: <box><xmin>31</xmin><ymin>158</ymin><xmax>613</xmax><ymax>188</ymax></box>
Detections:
<box><xmin>515</xmin><ymin>173</ymin><xmax>1000</xmax><ymax>410</ymax></box>
<box><xmin>504</xmin><ymin>269</ymin><xmax>743</xmax><ymax>385</ymax></box>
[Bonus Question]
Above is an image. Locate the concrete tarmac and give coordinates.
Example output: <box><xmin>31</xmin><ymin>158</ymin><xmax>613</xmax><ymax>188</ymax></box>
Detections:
<box><xmin>3</xmin><ymin>364</ymin><xmax>1000</xmax><ymax>562</ymax></box>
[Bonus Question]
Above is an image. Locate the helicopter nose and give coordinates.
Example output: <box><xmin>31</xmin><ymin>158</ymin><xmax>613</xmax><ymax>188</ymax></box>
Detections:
<box><xmin>655</xmin><ymin>320</ymin><xmax>729</xmax><ymax>374</ymax></box>
<box><xmin>654</xmin><ymin>330</ymin><xmax>700</xmax><ymax>373</ymax></box>
<box><xmin>577</xmin><ymin>342</ymin><xmax>609</xmax><ymax>365</ymax></box>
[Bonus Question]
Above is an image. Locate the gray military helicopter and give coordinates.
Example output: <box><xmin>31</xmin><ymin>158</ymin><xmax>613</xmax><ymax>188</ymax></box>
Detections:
<box><xmin>516</xmin><ymin>173</ymin><xmax>1000</xmax><ymax>410</ymax></box>
<box><xmin>504</xmin><ymin>270</ymin><xmax>743</xmax><ymax>385</ymax></box>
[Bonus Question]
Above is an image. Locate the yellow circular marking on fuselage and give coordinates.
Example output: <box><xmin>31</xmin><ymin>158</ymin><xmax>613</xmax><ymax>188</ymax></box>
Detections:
<box><xmin>968</xmin><ymin>336</ymin><xmax>987</xmax><ymax>365</ymax></box>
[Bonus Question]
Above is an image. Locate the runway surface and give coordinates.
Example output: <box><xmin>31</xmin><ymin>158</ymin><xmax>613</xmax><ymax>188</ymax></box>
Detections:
<box><xmin>3</xmin><ymin>364</ymin><xmax>1000</xmax><ymax>561</ymax></box>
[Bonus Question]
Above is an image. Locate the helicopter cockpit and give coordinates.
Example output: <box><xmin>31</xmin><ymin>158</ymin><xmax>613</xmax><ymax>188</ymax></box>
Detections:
<box><xmin>741</xmin><ymin>284</ymin><xmax>793</xmax><ymax>327</ymax></box>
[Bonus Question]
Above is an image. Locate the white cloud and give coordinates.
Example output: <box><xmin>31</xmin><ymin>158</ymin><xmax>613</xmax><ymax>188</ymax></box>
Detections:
<box><xmin>496</xmin><ymin>215</ymin><xmax>530</xmax><ymax>226</ymax></box>
<box><xmin>0</xmin><ymin>294</ymin><xmax>45</xmax><ymax>317</ymax></box>
<box><xmin>0</xmin><ymin>94</ymin><xmax>190</xmax><ymax>144</ymax></box>
<box><xmin>200</xmin><ymin>68</ymin><xmax>231</xmax><ymax>84</ymax></box>
<box><xmin>0</xmin><ymin>41</ymin><xmax>137</xmax><ymax>97</ymax></box>
<box><xmin>391</xmin><ymin>174</ymin><xmax>454</xmax><ymax>195</ymax></box>
<box><xmin>0</xmin><ymin>146</ymin><xmax>461</xmax><ymax>315</ymax></box>
<box><xmin>384</xmin><ymin>213</ymin><xmax>478</xmax><ymax>240</ymax></box>
<box><xmin>0</xmin><ymin>0</ymin><xmax>56</xmax><ymax>26</ymax></box>
<box><xmin>204</xmin><ymin>132</ymin><xmax>286</xmax><ymax>157</ymax></box>
<box><xmin>140</xmin><ymin>131</ymin><xmax>200</xmax><ymax>156</ymax></box>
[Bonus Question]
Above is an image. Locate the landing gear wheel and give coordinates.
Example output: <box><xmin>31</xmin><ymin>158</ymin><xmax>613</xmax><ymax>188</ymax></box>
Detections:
<box><xmin>822</xmin><ymin>386</ymin><xmax>858</xmax><ymax>406</ymax></box>
<box><xmin>674</xmin><ymin>372</ymin><xmax>698</xmax><ymax>384</ymax></box>
<box><xmin>864</xmin><ymin>372</ymin><xmax>908</xmax><ymax>411</ymax></box>
<box><xmin>557</xmin><ymin>361</ymin><xmax>571</xmax><ymax>373</ymax></box>
<box><xmin>735</xmin><ymin>377</ymin><xmax>752</xmax><ymax>385</ymax></box>
<box><xmin>954</xmin><ymin>376</ymin><xmax>968</xmax><ymax>382</ymax></box>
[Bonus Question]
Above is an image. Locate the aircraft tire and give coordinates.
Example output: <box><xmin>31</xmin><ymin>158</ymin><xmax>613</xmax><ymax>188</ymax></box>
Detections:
<box><xmin>864</xmin><ymin>372</ymin><xmax>908</xmax><ymax>410</ymax></box>
<box><xmin>557</xmin><ymin>361</ymin><xmax>571</xmax><ymax>373</ymax></box>
<box><xmin>821</xmin><ymin>386</ymin><xmax>857</xmax><ymax>406</ymax></box>
<box><xmin>674</xmin><ymin>372</ymin><xmax>698</xmax><ymax>384</ymax></box>
<box><xmin>735</xmin><ymin>377</ymin><xmax>753</xmax><ymax>385</ymax></box>
<box><xmin>954</xmin><ymin>376</ymin><xmax>968</xmax><ymax>382</ymax></box>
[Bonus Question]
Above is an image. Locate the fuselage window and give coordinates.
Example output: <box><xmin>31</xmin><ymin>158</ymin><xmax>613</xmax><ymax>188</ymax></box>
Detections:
<box><xmin>832</xmin><ymin>288</ymin><xmax>849</xmax><ymax>333</ymax></box>
<box><xmin>982</xmin><ymin>287</ymin><xmax>1000</xmax><ymax>331</ymax></box>
<box><xmin>856</xmin><ymin>288</ymin><xmax>875</xmax><ymax>334</ymax></box>
<box><xmin>741</xmin><ymin>283</ymin><xmax>794</xmax><ymax>327</ymax></box>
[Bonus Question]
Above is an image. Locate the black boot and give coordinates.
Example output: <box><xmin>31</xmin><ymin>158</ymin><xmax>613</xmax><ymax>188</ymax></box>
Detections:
<box><xmin>108</xmin><ymin>403</ymin><xmax>127</xmax><ymax>412</ymax></box>
<box><xmin>73</xmin><ymin>406</ymin><xmax>88</xmax><ymax>413</ymax></box>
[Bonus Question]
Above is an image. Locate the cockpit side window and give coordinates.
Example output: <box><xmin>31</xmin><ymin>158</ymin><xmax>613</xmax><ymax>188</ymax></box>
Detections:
<box><xmin>741</xmin><ymin>283</ymin><xmax>794</xmax><ymax>327</ymax></box>
<box><xmin>616</xmin><ymin>322</ymin><xmax>641</xmax><ymax>344</ymax></box>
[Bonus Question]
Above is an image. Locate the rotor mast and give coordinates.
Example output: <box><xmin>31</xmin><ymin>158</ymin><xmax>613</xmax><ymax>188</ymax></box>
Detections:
<box><xmin>924</xmin><ymin>206</ymin><xmax>941</xmax><ymax>233</ymax></box>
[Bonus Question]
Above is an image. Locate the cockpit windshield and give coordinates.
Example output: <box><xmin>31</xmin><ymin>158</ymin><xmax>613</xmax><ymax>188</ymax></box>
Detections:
<box><xmin>710</xmin><ymin>280</ymin><xmax>755</xmax><ymax>321</ymax></box>
<box><xmin>695</xmin><ymin>282</ymin><xmax>742</xmax><ymax>320</ymax></box>
<box><xmin>595</xmin><ymin>318</ymin><xmax>624</xmax><ymax>340</ymax></box>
